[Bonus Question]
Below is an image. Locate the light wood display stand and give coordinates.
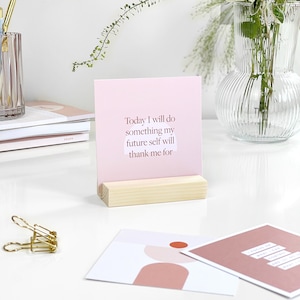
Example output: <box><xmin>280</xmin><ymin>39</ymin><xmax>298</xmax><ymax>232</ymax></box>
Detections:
<box><xmin>99</xmin><ymin>175</ymin><xmax>207</xmax><ymax>207</ymax></box>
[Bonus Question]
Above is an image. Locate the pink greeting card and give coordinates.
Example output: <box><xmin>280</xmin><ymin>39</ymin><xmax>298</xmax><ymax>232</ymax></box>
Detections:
<box><xmin>94</xmin><ymin>76</ymin><xmax>202</xmax><ymax>185</ymax></box>
<box><xmin>183</xmin><ymin>224</ymin><xmax>300</xmax><ymax>298</ymax></box>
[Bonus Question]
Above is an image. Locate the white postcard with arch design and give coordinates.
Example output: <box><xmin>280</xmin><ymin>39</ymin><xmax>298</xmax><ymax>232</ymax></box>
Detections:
<box><xmin>86</xmin><ymin>229</ymin><xmax>239</xmax><ymax>295</ymax></box>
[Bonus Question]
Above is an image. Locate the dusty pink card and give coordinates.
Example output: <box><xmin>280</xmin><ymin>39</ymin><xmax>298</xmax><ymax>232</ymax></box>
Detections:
<box><xmin>183</xmin><ymin>224</ymin><xmax>300</xmax><ymax>298</ymax></box>
<box><xmin>94</xmin><ymin>76</ymin><xmax>202</xmax><ymax>185</ymax></box>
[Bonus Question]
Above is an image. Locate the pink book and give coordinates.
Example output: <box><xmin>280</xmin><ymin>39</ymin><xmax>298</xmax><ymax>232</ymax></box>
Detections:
<box><xmin>94</xmin><ymin>76</ymin><xmax>202</xmax><ymax>185</ymax></box>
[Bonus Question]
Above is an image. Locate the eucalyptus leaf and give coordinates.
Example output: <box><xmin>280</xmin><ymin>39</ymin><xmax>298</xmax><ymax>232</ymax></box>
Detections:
<box><xmin>240</xmin><ymin>20</ymin><xmax>260</xmax><ymax>39</ymax></box>
<box><xmin>272</xmin><ymin>4</ymin><xmax>285</xmax><ymax>23</ymax></box>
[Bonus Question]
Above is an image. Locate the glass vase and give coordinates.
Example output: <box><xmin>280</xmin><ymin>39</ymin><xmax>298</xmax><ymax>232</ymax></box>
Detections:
<box><xmin>215</xmin><ymin>2</ymin><xmax>300</xmax><ymax>142</ymax></box>
<box><xmin>0</xmin><ymin>32</ymin><xmax>24</xmax><ymax>120</ymax></box>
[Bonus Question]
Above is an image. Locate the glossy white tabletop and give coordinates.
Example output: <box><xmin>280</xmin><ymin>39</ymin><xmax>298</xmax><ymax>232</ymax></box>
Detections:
<box><xmin>1</xmin><ymin>120</ymin><xmax>300</xmax><ymax>300</ymax></box>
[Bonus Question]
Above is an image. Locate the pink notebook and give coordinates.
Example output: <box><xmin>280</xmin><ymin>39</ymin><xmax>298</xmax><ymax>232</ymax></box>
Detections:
<box><xmin>94</xmin><ymin>76</ymin><xmax>202</xmax><ymax>185</ymax></box>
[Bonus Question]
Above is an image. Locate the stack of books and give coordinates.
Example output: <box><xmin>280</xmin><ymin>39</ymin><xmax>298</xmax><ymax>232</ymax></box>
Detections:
<box><xmin>0</xmin><ymin>100</ymin><xmax>94</xmax><ymax>152</ymax></box>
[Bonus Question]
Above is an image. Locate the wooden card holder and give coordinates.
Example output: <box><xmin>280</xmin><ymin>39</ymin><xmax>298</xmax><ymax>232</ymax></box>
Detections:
<box><xmin>99</xmin><ymin>175</ymin><xmax>207</xmax><ymax>207</ymax></box>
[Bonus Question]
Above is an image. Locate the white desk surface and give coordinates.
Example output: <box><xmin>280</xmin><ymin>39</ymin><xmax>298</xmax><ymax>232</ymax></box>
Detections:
<box><xmin>1</xmin><ymin>119</ymin><xmax>300</xmax><ymax>300</ymax></box>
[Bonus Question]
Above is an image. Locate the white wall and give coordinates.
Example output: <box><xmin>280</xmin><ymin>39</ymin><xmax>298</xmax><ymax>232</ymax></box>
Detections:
<box><xmin>3</xmin><ymin>0</ymin><xmax>300</xmax><ymax>118</ymax></box>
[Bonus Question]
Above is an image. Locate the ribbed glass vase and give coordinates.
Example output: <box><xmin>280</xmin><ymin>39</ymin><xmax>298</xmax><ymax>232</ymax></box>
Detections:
<box><xmin>216</xmin><ymin>2</ymin><xmax>300</xmax><ymax>142</ymax></box>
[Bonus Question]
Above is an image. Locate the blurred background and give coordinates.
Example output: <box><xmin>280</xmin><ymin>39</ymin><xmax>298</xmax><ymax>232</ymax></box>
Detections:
<box><xmin>4</xmin><ymin>0</ymin><xmax>300</xmax><ymax>118</ymax></box>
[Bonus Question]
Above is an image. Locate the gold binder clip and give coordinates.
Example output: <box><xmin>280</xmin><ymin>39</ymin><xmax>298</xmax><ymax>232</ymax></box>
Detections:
<box><xmin>3</xmin><ymin>216</ymin><xmax>58</xmax><ymax>253</ymax></box>
<box><xmin>3</xmin><ymin>239</ymin><xmax>57</xmax><ymax>253</ymax></box>
<box><xmin>11</xmin><ymin>216</ymin><xmax>57</xmax><ymax>242</ymax></box>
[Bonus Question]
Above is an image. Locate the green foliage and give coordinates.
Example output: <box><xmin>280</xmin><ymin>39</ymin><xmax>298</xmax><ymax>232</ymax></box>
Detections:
<box><xmin>273</xmin><ymin>4</ymin><xmax>285</xmax><ymax>23</ymax></box>
<box><xmin>239</xmin><ymin>0</ymin><xmax>290</xmax><ymax>133</ymax></box>
<box><xmin>72</xmin><ymin>0</ymin><xmax>298</xmax><ymax>88</ymax></box>
<box><xmin>72</xmin><ymin>0</ymin><xmax>160</xmax><ymax>72</ymax></box>
<box><xmin>185</xmin><ymin>1</ymin><xmax>234</xmax><ymax>82</ymax></box>
<box><xmin>241</xmin><ymin>21</ymin><xmax>260</xmax><ymax>39</ymax></box>
<box><xmin>72</xmin><ymin>0</ymin><xmax>234</xmax><ymax>81</ymax></box>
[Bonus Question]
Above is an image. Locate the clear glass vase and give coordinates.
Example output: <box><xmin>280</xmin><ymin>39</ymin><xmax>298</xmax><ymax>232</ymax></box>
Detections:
<box><xmin>0</xmin><ymin>32</ymin><xmax>24</xmax><ymax>120</ymax></box>
<box><xmin>215</xmin><ymin>2</ymin><xmax>300</xmax><ymax>142</ymax></box>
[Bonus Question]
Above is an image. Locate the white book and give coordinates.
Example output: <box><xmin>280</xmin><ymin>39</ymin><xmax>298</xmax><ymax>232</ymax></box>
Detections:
<box><xmin>0</xmin><ymin>100</ymin><xmax>94</xmax><ymax>131</ymax></box>
<box><xmin>0</xmin><ymin>132</ymin><xmax>90</xmax><ymax>152</ymax></box>
<box><xmin>0</xmin><ymin>120</ymin><xmax>91</xmax><ymax>141</ymax></box>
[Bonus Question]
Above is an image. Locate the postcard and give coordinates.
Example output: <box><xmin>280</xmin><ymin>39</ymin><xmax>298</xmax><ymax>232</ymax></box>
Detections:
<box><xmin>94</xmin><ymin>76</ymin><xmax>203</xmax><ymax>185</ymax></box>
<box><xmin>183</xmin><ymin>224</ymin><xmax>300</xmax><ymax>298</ymax></box>
<box><xmin>86</xmin><ymin>229</ymin><xmax>239</xmax><ymax>295</ymax></box>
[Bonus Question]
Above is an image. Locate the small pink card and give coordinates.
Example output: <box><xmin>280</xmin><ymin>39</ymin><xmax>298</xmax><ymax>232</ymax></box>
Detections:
<box><xmin>94</xmin><ymin>76</ymin><xmax>202</xmax><ymax>185</ymax></box>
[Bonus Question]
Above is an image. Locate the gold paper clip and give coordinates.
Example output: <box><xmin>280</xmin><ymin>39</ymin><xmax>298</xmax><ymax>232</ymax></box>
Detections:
<box><xmin>3</xmin><ymin>216</ymin><xmax>58</xmax><ymax>253</ymax></box>
<box><xmin>11</xmin><ymin>216</ymin><xmax>57</xmax><ymax>242</ymax></box>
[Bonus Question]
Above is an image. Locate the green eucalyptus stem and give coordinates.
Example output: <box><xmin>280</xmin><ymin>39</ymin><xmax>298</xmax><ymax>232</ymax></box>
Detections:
<box><xmin>72</xmin><ymin>0</ymin><xmax>160</xmax><ymax>72</ymax></box>
<box><xmin>241</xmin><ymin>0</ymin><xmax>287</xmax><ymax>134</ymax></box>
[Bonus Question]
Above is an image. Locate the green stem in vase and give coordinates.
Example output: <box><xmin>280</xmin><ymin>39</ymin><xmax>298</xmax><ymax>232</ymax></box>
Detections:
<box><xmin>241</xmin><ymin>0</ymin><xmax>286</xmax><ymax>134</ymax></box>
